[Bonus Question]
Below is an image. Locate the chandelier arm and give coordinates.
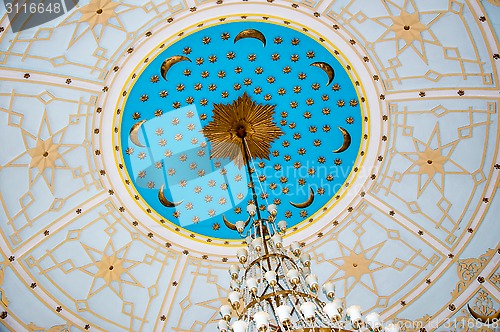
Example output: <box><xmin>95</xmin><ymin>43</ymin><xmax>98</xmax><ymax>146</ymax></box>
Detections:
<box><xmin>264</xmin><ymin>217</ymin><xmax>277</xmax><ymax>238</ymax></box>
<box><xmin>274</xmin><ymin>258</ymin><xmax>283</xmax><ymax>275</ymax></box>
<box><xmin>268</xmin><ymin>323</ymin><xmax>280</xmax><ymax>332</ymax></box>
<box><xmin>273</xmin><ymin>259</ymin><xmax>291</xmax><ymax>296</ymax></box>
<box><xmin>242</xmin><ymin>290</ymin><xmax>319</xmax><ymax>315</ymax></box>
<box><xmin>233</xmin><ymin>301</ymin><xmax>244</xmax><ymax>321</ymax></box>
<box><xmin>276</xmin><ymin>247</ymin><xmax>291</xmax><ymax>279</ymax></box>
<box><xmin>273</xmin><ymin>254</ymin><xmax>290</xmax><ymax>293</ymax></box>
<box><xmin>268</xmin><ymin>219</ymin><xmax>279</xmax><ymax>235</ymax></box>
<box><xmin>274</xmin><ymin>280</ymin><xmax>287</xmax><ymax>292</ymax></box>
<box><xmin>290</xmin><ymin>294</ymin><xmax>308</xmax><ymax>328</ymax></box>
<box><xmin>288</xmin><ymin>290</ymin><xmax>300</xmax><ymax>318</ymax></box>
<box><xmin>269</xmin><ymin>255</ymin><xmax>285</xmax><ymax>311</ymax></box>
<box><xmin>288</xmin><ymin>284</ymin><xmax>302</xmax><ymax>325</ymax></box>
<box><xmin>244</xmin><ymin>253</ymin><xmax>300</xmax><ymax>278</ymax></box>
<box><xmin>258</xmin><ymin>219</ymin><xmax>273</xmax><ymax>271</ymax></box>
<box><xmin>241</xmin><ymin>228</ymin><xmax>251</xmax><ymax>239</ymax></box>
<box><xmin>291</xmin><ymin>285</ymin><xmax>324</xmax><ymax>329</ymax></box>
<box><xmin>261</xmin><ymin>280</ymin><xmax>271</xmax><ymax>296</ymax></box>
<box><xmin>265</xmin><ymin>297</ymin><xmax>282</xmax><ymax>332</ymax></box>
<box><xmin>252</xmin><ymin>220</ymin><xmax>259</xmax><ymax>239</ymax></box>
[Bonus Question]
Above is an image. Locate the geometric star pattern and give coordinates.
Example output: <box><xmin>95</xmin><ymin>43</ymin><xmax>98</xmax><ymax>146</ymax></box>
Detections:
<box><xmin>326</xmin><ymin>236</ymin><xmax>388</xmax><ymax>295</ymax></box>
<box><xmin>374</xmin><ymin>0</ymin><xmax>443</xmax><ymax>64</ymax></box>
<box><xmin>402</xmin><ymin>123</ymin><xmax>469</xmax><ymax>197</ymax></box>
<box><xmin>389</xmin><ymin>10</ymin><xmax>429</xmax><ymax>52</ymax></box>
<box><xmin>59</xmin><ymin>0</ymin><xmax>129</xmax><ymax>47</ymax></box>
<box><xmin>79</xmin><ymin>0</ymin><xmax>120</xmax><ymax>29</ymax></box>
<box><xmin>4</xmin><ymin>110</ymin><xmax>78</xmax><ymax>193</ymax></box>
<box><xmin>78</xmin><ymin>239</ymin><xmax>143</xmax><ymax>300</ymax></box>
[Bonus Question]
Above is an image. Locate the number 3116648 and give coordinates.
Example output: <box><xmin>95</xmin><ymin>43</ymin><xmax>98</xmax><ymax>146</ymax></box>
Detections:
<box><xmin>5</xmin><ymin>2</ymin><xmax>62</xmax><ymax>14</ymax></box>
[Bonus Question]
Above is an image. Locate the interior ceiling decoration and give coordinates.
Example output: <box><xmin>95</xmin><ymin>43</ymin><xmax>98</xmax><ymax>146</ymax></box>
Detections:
<box><xmin>119</xmin><ymin>21</ymin><xmax>363</xmax><ymax>239</ymax></box>
<box><xmin>0</xmin><ymin>0</ymin><xmax>499</xmax><ymax>331</ymax></box>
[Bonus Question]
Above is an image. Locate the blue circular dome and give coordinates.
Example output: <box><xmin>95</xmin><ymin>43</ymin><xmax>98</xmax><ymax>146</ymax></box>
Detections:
<box><xmin>120</xmin><ymin>22</ymin><xmax>362</xmax><ymax>239</ymax></box>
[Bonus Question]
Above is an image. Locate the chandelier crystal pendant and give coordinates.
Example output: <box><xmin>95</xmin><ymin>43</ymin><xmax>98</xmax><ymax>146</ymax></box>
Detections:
<box><xmin>216</xmin><ymin>127</ymin><xmax>393</xmax><ymax>332</ymax></box>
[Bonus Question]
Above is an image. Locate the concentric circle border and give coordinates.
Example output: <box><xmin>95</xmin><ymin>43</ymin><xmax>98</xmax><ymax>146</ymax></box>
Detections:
<box><xmin>95</xmin><ymin>4</ymin><xmax>387</xmax><ymax>257</ymax></box>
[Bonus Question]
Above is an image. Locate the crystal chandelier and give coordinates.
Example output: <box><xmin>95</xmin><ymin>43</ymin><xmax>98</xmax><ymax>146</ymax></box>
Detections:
<box><xmin>216</xmin><ymin>129</ymin><xmax>397</xmax><ymax>332</ymax></box>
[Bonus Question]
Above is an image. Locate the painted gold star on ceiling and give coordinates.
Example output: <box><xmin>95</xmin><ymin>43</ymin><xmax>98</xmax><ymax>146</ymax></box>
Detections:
<box><xmin>414</xmin><ymin>147</ymin><xmax>447</xmax><ymax>178</ymax></box>
<box><xmin>59</xmin><ymin>0</ymin><xmax>129</xmax><ymax>47</ymax></box>
<box><xmin>374</xmin><ymin>1</ymin><xmax>443</xmax><ymax>63</ymax></box>
<box><xmin>27</xmin><ymin>137</ymin><xmax>62</xmax><ymax>173</ymax></box>
<box><xmin>402</xmin><ymin>123</ymin><xmax>468</xmax><ymax>197</ymax></box>
<box><xmin>202</xmin><ymin>92</ymin><xmax>284</xmax><ymax>168</ymax></box>
<box><xmin>78</xmin><ymin>240</ymin><xmax>143</xmax><ymax>300</ymax></box>
<box><xmin>389</xmin><ymin>11</ymin><xmax>428</xmax><ymax>45</ymax></box>
<box><xmin>3</xmin><ymin>111</ymin><xmax>77</xmax><ymax>193</ymax></box>
<box><xmin>95</xmin><ymin>252</ymin><xmax>127</xmax><ymax>285</ymax></box>
<box><xmin>79</xmin><ymin>0</ymin><xmax>120</xmax><ymax>28</ymax></box>
<box><xmin>326</xmin><ymin>236</ymin><xmax>388</xmax><ymax>295</ymax></box>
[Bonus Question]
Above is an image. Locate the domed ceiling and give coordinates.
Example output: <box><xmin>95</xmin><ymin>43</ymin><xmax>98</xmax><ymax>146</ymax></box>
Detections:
<box><xmin>0</xmin><ymin>0</ymin><xmax>499</xmax><ymax>331</ymax></box>
<box><xmin>119</xmin><ymin>21</ymin><xmax>364</xmax><ymax>239</ymax></box>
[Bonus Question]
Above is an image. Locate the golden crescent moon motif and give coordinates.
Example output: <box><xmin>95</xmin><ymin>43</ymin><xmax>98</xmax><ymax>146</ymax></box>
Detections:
<box><xmin>468</xmin><ymin>304</ymin><xmax>500</xmax><ymax>324</ymax></box>
<box><xmin>333</xmin><ymin>126</ymin><xmax>351</xmax><ymax>153</ymax></box>
<box><xmin>289</xmin><ymin>187</ymin><xmax>315</xmax><ymax>209</ymax></box>
<box><xmin>234</xmin><ymin>29</ymin><xmax>267</xmax><ymax>47</ymax></box>
<box><xmin>158</xmin><ymin>184</ymin><xmax>183</xmax><ymax>208</ymax></box>
<box><xmin>160</xmin><ymin>55</ymin><xmax>191</xmax><ymax>80</ymax></box>
<box><xmin>310</xmin><ymin>62</ymin><xmax>335</xmax><ymax>86</ymax></box>
<box><xmin>129</xmin><ymin>120</ymin><xmax>146</xmax><ymax>147</ymax></box>
<box><xmin>223</xmin><ymin>215</ymin><xmax>251</xmax><ymax>231</ymax></box>
<box><xmin>223</xmin><ymin>215</ymin><xmax>237</xmax><ymax>230</ymax></box>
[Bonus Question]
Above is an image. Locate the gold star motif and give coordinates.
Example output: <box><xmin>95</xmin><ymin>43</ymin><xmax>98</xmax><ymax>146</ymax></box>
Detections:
<box><xmin>403</xmin><ymin>124</ymin><xmax>468</xmax><ymax>196</ymax></box>
<box><xmin>79</xmin><ymin>240</ymin><xmax>142</xmax><ymax>299</ymax></box>
<box><xmin>202</xmin><ymin>93</ymin><xmax>284</xmax><ymax>167</ymax></box>
<box><xmin>28</xmin><ymin>138</ymin><xmax>62</xmax><ymax>173</ymax></box>
<box><xmin>79</xmin><ymin>0</ymin><xmax>119</xmax><ymax>28</ymax></box>
<box><xmin>4</xmin><ymin>111</ymin><xmax>77</xmax><ymax>193</ymax></box>
<box><xmin>95</xmin><ymin>253</ymin><xmax>126</xmax><ymax>285</ymax></box>
<box><xmin>375</xmin><ymin>6</ymin><xmax>442</xmax><ymax>63</ymax></box>
<box><xmin>414</xmin><ymin>148</ymin><xmax>446</xmax><ymax>178</ymax></box>
<box><xmin>389</xmin><ymin>11</ymin><xmax>428</xmax><ymax>45</ymax></box>
<box><xmin>328</xmin><ymin>237</ymin><xmax>388</xmax><ymax>294</ymax></box>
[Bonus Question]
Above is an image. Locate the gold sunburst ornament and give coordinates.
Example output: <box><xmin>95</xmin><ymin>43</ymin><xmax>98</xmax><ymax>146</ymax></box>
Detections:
<box><xmin>202</xmin><ymin>92</ymin><xmax>284</xmax><ymax>167</ymax></box>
